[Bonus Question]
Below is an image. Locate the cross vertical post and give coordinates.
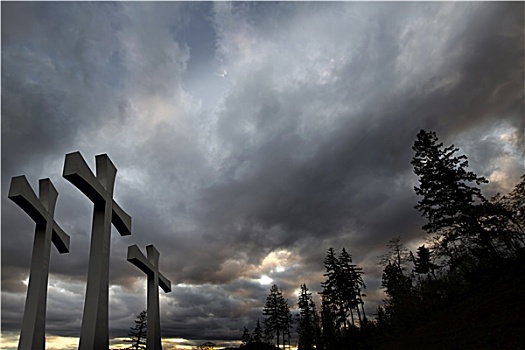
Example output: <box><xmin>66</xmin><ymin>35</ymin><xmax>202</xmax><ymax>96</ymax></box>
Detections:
<box><xmin>62</xmin><ymin>152</ymin><xmax>131</xmax><ymax>350</ymax></box>
<box><xmin>127</xmin><ymin>244</ymin><xmax>171</xmax><ymax>350</ymax></box>
<box><xmin>8</xmin><ymin>176</ymin><xmax>70</xmax><ymax>350</ymax></box>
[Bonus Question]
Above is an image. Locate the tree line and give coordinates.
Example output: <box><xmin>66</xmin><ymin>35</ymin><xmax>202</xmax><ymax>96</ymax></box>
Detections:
<box><xmin>124</xmin><ymin>129</ymin><xmax>524</xmax><ymax>349</ymax></box>
<box><xmin>372</xmin><ymin>130</ymin><xmax>525</xmax><ymax>347</ymax></box>
<box><xmin>240</xmin><ymin>246</ymin><xmax>369</xmax><ymax>350</ymax></box>
<box><xmin>238</xmin><ymin>129</ymin><xmax>525</xmax><ymax>350</ymax></box>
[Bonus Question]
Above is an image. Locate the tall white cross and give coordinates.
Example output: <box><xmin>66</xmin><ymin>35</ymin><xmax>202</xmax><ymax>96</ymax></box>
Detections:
<box><xmin>127</xmin><ymin>244</ymin><xmax>172</xmax><ymax>350</ymax></box>
<box><xmin>62</xmin><ymin>151</ymin><xmax>131</xmax><ymax>350</ymax></box>
<box><xmin>8</xmin><ymin>176</ymin><xmax>70</xmax><ymax>350</ymax></box>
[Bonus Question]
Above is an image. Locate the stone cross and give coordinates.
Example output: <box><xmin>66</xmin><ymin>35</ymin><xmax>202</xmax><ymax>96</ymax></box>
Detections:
<box><xmin>62</xmin><ymin>151</ymin><xmax>131</xmax><ymax>350</ymax></box>
<box><xmin>127</xmin><ymin>244</ymin><xmax>172</xmax><ymax>350</ymax></box>
<box><xmin>8</xmin><ymin>176</ymin><xmax>70</xmax><ymax>350</ymax></box>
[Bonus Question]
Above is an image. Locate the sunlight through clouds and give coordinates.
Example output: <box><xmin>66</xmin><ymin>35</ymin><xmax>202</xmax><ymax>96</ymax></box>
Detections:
<box><xmin>257</xmin><ymin>275</ymin><xmax>273</xmax><ymax>286</ymax></box>
<box><xmin>260</xmin><ymin>249</ymin><xmax>300</xmax><ymax>274</ymax></box>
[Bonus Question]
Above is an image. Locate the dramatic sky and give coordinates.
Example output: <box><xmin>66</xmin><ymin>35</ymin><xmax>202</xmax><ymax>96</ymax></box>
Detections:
<box><xmin>1</xmin><ymin>2</ymin><xmax>524</xmax><ymax>349</ymax></box>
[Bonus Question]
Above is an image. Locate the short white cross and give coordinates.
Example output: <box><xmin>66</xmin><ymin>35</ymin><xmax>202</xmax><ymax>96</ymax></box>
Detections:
<box><xmin>128</xmin><ymin>244</ymin><xmax>171</xmax><ymax>350</ymax></box>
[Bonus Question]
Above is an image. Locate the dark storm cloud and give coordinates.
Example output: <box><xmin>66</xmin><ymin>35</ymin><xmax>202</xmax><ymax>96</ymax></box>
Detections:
<box><xmin>2</xmin><ymin>1</ymin><xmax>523</xmax><ymax>347</ymax></box>
<box><xmin>1</xmin><ymin>2</ymin><xmax>130</xmax><ymax>175</ymax></box>
<box><xmin>189</xmin><ymin>1</ymin><xmax>523</xmax><ymax>265</ymax></box>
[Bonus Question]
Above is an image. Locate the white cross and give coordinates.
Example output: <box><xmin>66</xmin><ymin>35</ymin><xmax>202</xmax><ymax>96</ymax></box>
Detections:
<box><xmin>9</xmin><ymin>176</ymin><xmax>70</xmax><ymax>350</ymax></box>
<box><xmin>62</xmin><ymin>151</ymin><xmax>131</xmax><ymax>350</ymax></box>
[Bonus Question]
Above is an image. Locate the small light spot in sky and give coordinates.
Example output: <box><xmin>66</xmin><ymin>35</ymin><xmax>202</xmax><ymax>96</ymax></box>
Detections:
<box><xmin>258</xmin><ymin>275</ymin><xmax>273</xmax><ymax>285</ymax></box>
<box><xmin>216</xmin><ymin>69</ymin><xmax>228</xmax><ymax>77</ymax></box>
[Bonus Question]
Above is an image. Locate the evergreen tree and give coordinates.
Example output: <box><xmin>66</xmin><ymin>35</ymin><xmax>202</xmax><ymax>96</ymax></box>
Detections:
<box><xmin>125</xmin><ymin>310</ymin><xmax>147</xmax><ymax>350</ymax></box>
<box><xmin>320</xmin><ymin>294</ymin><xmax>338</xmax><ymax>350</ymax></box>
<box><xmin>241</xmin><ymin>327</ymin><xmax>252</xmax><ymax>345</ymax></box>
<box><xmin>411</xmin><ymin>129</ymin><xmax>495</xmax><ymax>267</ymax></box>
<box><xmin>311</xmin><ymin>298</ymin><xmax>323</xmax><ymax>350</ymax></box>
<box><xmin>252</xmin><ymin>319</ymin><xmax>264</xmax><ymax>343</ymax></box>
<box><xmin>320</xmin><ymin>248</ymin><xmax>342</xmax><ymax>330</ymax></box>
<box><xmin>263</xmin><ymin>284</ymin><xmax>281</xmax><ymax>347</ymax></box>
<box><xmin>374</xmin><ymin>305</ymin><xmax>389</xmax><ymax>334</ymax></box>
<box><xmin>263</xmin><ymin>284</ymin><xmax>291</xmax><ymax>350</ymax></box>
<box><xmin>381</xmin><ymin>262</ymin><xmax>411</xmax><ymax>301</ymax></box>
<box><xmin>380</xmin><ymin>237</ymin><xmax>413</xmax><ymax>301</ymax></box>
<box><xmin>337</xmin><ymin>248</ymin><xmax>354</xmax><ymax>329</ymax></box>
<box><xmin>411</xmin><ymin>245</ymin><xmax>439</xmax><ymax>279</ymax></box>
<box><xmin>264</xmin><ymin>326</ymin><xmax>274</xmax><ymax>345</ymax></box>
<box><xmin>379</xmin><ymin>237</ymin><xmax>419</xmax><ymax>333</ymax></box>
<box><xmin>487</xmin><ymin>174</ymin><xmax>525</xmax><ymax>257</ymax></box>
<box><xmin>282</xmin><ymin>310</ymin><xmax>293</xmax><ymax>350</ymax></box>
<box><xmin>297</xmin><ymin>284</ymin><xmax>319</xmax><ymax>349</ymax></box>
<box><xmin>338</xmin><ymin>248</ymin><xmax>366</xmax><ymax>328</ymax></box>
<box><xmin>351</xmin><ymin>264</ymin><xmax>367</xmax><ymax>327</ymax></box>
<box><xmin>320</xmin><ymin>248</ymin><xmax>367</xmax><ymax>333</ymax></box>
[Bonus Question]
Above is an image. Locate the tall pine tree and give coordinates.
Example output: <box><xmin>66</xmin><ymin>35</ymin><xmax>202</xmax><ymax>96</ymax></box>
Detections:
<box><xmin>411</xmin><ymin>129</ymin><xmax>494</xmax><ymax>267</ymax></box>
<box><xmin>297</xmin><ymin>284</ymin><xmax>319</xmax><ymax>349</ymax></box>
<box><xmin>320</xmin><ymin>248</ymin><xmax>367</xmax><ymax>332</ymax></box>
<box><xmin>320</xmin><ymin>248</ymin><xmax>341</xmax><ymax>329</ymax></box>
<box><xmin>252</xmin><ymin>319</ymin><xmax>264</xmax><ymax>343</ymax></box>
<box><xmin>263</xmin><ymin>284</ymin><xmax>291</xmax><ymax>350</ymax></box>
<box><xmin>241</xmin><ymin>327</ymin><xmax>251</xmax><ymax>345</ymax></box>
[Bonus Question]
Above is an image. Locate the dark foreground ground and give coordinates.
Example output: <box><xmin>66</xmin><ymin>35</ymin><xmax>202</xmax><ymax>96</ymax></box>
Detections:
<box><xmin>223</xmin><ymin>342</ymin><xmax>280</xmax><ymax>350</ymax></box>
<box><xmin>221</xmin><ymin>268</ymin><xmax>524</xmax><ymax>350</ymax></box>
<box><xmin>380</xmin><ymin>271</ymin><xmax>525</xmax><ymax>350</ymax></box>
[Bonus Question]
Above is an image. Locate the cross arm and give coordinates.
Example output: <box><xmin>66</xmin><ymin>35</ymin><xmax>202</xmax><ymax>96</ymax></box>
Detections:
<box><xmin>8</xmin><ymin>176</ymin><xmax>46</xmax><ymax>226</ymax></box>
<box><xmin>127</xmin><ymin>244</ymin><xmax>151</xmax><ymax>275</ymax></box>
<box><xmin>51</xmin><ymin>223</ymin><xmax>70</xmax><ymax>254</ymax></box>
<box><xmin>64</xmin><ymin>152</ymin><xmax>132</xmax><ymax>236</ymax></box>
<box><xmin>9</xmin><ymin>176</ymin><xmax>70</xmax><ymax>253</ymax></box>
<box><xmin>127</xmin><ymin>245</ymin><xmax>171</xmax><ymax>293</ymax></box>
<box><xmin>146</xmin><ymin>245</ymin><xmax>171</xmax><ymax>293</ymax></box>
<box><xmin>159</xmin><ymin>273</ymin><xmax>172</xmax><ymax>293</ymax></box>
<box><xmin>112</xmin><ymin>201</ymin><xmax>131</xmax><ymax>236</ymax></box>
<box><xmin>62</xmin><ymin>152</ymin><xmax>105</xmax><ymax>205</ymax></box>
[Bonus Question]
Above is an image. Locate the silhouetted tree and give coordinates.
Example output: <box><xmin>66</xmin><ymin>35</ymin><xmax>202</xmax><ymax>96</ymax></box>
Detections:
<box><xmin>374</xmin><ymin>305</ymin><xmax>389</xmax><ymax>333</ymax></box>
<box><xmin>381</xmin><ymin>261</ymin><xmax>412</xmax><ymax>302</ymax></box>
<box><xmin>252</xmin><ymin>319</ymin><xmax>264</xmax><ymax>343</ymax></box>
<box><xmin>296</xmin><ymin>284</ymin><xmax>319</xmax><ymax>349</ymax></box>
<box><xmin>320</xmin><ymin>294</ymin><xmax>338</xmax><ymax>350</ymax></box>
<box><xmin>321</xmin><ymin>247</ymin><xmax>367</xmax><ymax>339</ymax></box>
<box><xmin>311</xmin><ymin>299</ymin><xmax>323</xmax><ymax>350</ymax></box>
<box><xmin>263</xmin><ymin>284</ymin><xmax>291</xmax><ymax>350</ymax></box>
<box><xmin>379</xmin><ymin>237</ymin><xmax>416</xmax><ymax>332</ymax></box>
<box><xmin>282</xmin><ymin>310</ymin><xmax>293</xmax><ymax>350</ymax></box>
<box><xmin>242</xmin><ymin>327</ymin><xmax>252</xmax><ymax>345</ymax></box>
<box><xmin>411</xmin><ymin>129</ymin><xmax>497</xmax><ymax>268</ymax></box>
<box><xmin>339</xmin><ymin>248</ymin><xmax>367</xmax><ymax>328</ymax></box>
<box><xmin>368</xmin><ymin>133</ymin><xmax>525</xmax><ymax>350</ymax></box>
<box><xmin>504</xmin><ymin>174</ymin><xmax>525</xmax><ymax>248</ymax></box>
<box><xmin>125</xmin><ymin>310</ymin><xmax>147</xmax><ymax>350</ymax></box>
<box><xmin>337</xmin><ymin>248</ymin><xmax>355</xmax><ymax>329</ymax></box>
<box><xmin>411</xmin><ymin>245</ymin><xmax>439</xmax><ymax>279</ymax></box>
<box><xmin>485</xmin><ymin>174</ymin><xmax>525</xmax><ymax>257</ymax></box>
<box><xmin>320</xmin><ymin>248</ymin><xmax>346</xmax><ymax>332</ymax></box>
